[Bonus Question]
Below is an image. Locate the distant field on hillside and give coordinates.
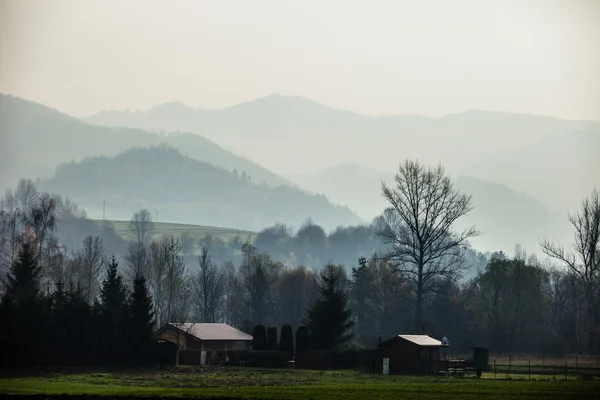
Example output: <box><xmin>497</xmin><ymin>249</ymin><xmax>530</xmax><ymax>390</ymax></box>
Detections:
<box><xmin>92</xmin><ymin>219</ymin><xmax>256</xmax><ymax>243</ymax></box>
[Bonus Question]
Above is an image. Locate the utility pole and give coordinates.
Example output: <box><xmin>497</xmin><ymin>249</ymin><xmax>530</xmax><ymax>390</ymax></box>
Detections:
<box><xmin>156</xmin><ymin>209</ymin><xmax>159</xmax><ymax>223</ymax></box>
<box><xmin>102</xmin><ymin>199</ymin><xmax>106</xmax><ymax>221</ymax></box>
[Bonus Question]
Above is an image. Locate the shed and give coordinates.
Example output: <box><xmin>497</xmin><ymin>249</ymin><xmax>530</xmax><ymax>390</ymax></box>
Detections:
<box><xmin>375</xmin><ymin>334</ymin><xmax>448</xmax><ymax>374</ymax></box>
<box><xmin>154</xmin><ymin>323</ymin><xmax>253</xmax><ymax>355</ymax></box>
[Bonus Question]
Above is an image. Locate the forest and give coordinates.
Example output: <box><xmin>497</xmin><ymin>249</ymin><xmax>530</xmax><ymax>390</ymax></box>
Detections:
<box><xmin>1</xmin><ymin>160</ymin><xmax>599</xmax><ymax>368</ymax></box>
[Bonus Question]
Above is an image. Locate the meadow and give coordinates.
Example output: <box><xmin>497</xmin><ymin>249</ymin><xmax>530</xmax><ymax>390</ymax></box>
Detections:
<box><xmin>96</xmin><ymin>220</ymin><xmax>256</xmax><ymax>244</ymax></box>
<box><xmin>1</xmin><ymin>367</ymin><xmax>599</xmax><ymax>400</ymax></box>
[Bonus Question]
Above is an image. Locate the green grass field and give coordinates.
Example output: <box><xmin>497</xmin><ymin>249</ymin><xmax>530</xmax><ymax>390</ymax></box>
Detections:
<box><xmin>95</xmin><ymin>220</ymin><xmax>256</xmax><ymax>244</ymax></box>
<box><xmin>1</xmin><ymin>367</ymin><xmax>599</xmax><ymax>399</ymax></box>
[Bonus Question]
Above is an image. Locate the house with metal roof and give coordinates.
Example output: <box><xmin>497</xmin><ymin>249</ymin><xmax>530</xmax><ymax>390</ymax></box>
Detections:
<box><xmin>154</xmin><ymin>323</ymin><xmax>253</xmax><ymax>360</ymax></box>
<box><xmin>374</xmin><ymin>334</ymin><xmax>449</xmax><ymax>374</ymax></box>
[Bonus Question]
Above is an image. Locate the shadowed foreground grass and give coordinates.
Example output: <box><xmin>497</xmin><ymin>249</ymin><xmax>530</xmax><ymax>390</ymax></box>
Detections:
<box><xmin>1</xmin><ymin>367</ymin><xmax>599</xmax><ymax>399</ymax></box>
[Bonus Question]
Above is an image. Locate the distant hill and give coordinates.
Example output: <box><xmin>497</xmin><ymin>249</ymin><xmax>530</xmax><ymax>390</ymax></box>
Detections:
<box><xmin>40</xmin><ymin>146</ymin><xmax>363</xmax><ymax>231</ymax></box>
<box><xmin>285</xmin><ymin>163</ymin><xmax>571</xmax><ymax>254</ymax></box>
<box><xmin>286</xmin><ymin>162</ymin><xmax>393</xmax><ymax>220</ymax></box>
<box><xmin>464</xmin><ymin>130</ymin><xmax>600</xmax><ymax>213</ymax></box>
<box><xmin>0</xmin><ymin>94</ymin><xmax>290</xmax><ymax>192</ymax></box>
<box><xmin>84</xmin><ymin>94</ymin><xmax>600</xmax><ymax>211</ymax></box>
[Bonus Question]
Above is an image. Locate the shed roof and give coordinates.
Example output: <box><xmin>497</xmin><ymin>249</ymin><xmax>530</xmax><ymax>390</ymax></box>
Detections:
<box><xmin>381</xmin><ymin>334</ymin><xmax>444</xmax><ymax>347</ymax></box>
<box><xmin>166</xmin><ymin>323</ymin><xmax>253</xmax><ymax>341</ymax></box>
<box><xmin>399</xmin><ymin>335</ymin><xmax>442</xmax><ymax>346</ymax></box>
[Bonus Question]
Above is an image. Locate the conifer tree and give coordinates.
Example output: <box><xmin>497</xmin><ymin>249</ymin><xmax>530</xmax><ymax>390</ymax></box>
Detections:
<box><xmin>128</xmin><ymin>272</ymin><xmax>155</xmax><ymax>363</ymax></box>
<box><xmin>100</xmin><ymin>255</ymin><xmax>128</xmax><ymax>311</ymax></box>
<box><xmin>99</xmin><ymin>255</ymin><xmax>128</xmax><ymax>362</ymax></box>
<box><xmin>1</xmin><ymin>239</ymin><xmax>47</xmax><ymax>365</ymax></box>
<box><xmin>304</xmin><ymin>263</ymin><xmax>353</xmax><ymax>351</ymax></box>
<box><xmin>5</xmin><ymin>240</ymin><xmax>42</xmax><ymax>305</ymax></box>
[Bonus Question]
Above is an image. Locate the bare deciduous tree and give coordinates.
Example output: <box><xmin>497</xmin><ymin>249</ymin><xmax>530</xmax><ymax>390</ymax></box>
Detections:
<box><xmin>192</xmin><ymin>247</ymin><xmax>225</xmax><ymax>322</ymax></box>
<box><xmin>14</xmin><ymin>179</ymin><xmax>38</xmax><ymax>215</ymax></box>
<box><xmin>541</xmin><ymin>188</ymin><xmax>600</xmax><ymax>352</ymax></box>
<box><xmin>125</xmin><ymin>241</ymin><xmax>151</xmax><ymax>282</ymax></box>
<box><xmin>222</xmin><ymin>261</ymin><xmax>245</xmax><ymax>328</ymax></box>
<box><xmin>26</xmin><ymin>193</ymin><xmax>58</xmax><ymax>256</ymax></box>
<box><xmin>129</xmin><ymin>209</ymin><xmax>155</xmax><ymax>246</ymax></box>
<box><xmin>70</xmin><ymin>235</ymin><xmax>106</xmax><ymax>303</ymax></box>
<box><xmin>276</xmin><ymin>265</ymin><xmax>318</xmax><ymax>328</ymax></box>
<box><xmin>379</xmin><ymin>160</ymin><xmax>479</xmax><ymax>331</ymax></box>
<box><xmin>180</xmin><ymin>232</ymin><xmax>195</xmax><ymax>256</ymax></box>
<box><xmin>0</xmin><ymin>209</ymin><xmax>23</xmax><ymax>270</ymax></box>
<box><xmin>239</xmin><ymin>243</ymin><xmax>282</xmax><ymax>327</ymax></box>
<box><xmin>0</xmin><ymin>189</ymin><xmax>25</xmax><ymax>270</ymax></box>
<box><xmin>149</xmin><ymin>236</ymin><xmax>190</xmax><ymax>327</ymax></box>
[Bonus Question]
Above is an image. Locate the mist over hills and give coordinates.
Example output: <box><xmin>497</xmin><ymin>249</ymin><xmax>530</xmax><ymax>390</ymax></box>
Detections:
<box><xmin>39</xmin><ymin>146</ymin><xmax>362</xmax><ymax>231</ymax></box>
<box><xmin>84</xmin><ymin>94</ymin><xmax>600</xmax><ymax>212</ymax></box>
<box><xmin>1</xmin><ymin>93</ymin><xmax>594</xmax><ymax>255</ymax></box>
<box><xmin>286</xmin><ymin>162</ymin><xmax>572</xmax><ymax>254</ymax></box>
<box><xmin>0</xmin><ymin>94</ymin><xmax>289</xmax><ymax>192</ymax></box>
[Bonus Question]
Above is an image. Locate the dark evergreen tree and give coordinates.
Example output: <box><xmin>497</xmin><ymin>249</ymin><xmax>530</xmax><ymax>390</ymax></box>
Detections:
<box><xmin>266</xmin><ymin>326</ymin><xmax>278</xmax><ymax>350</ymax></box>
<box><xmin>295</xmin><ymin>325</ymin><xmax>309</xmax><ymax>354</ymax></box>
<box><xmin>280</xmin><ymin>324</ymin><xmax>294</xmax><ymax>357</ymax></box>
<box><xmin>128</xmin><ymin>272</ymin><xmax>156</xmax><ymax>363</ymax></box>
<box><xmin>304</xmin><ymin>263</ymin><xmax>353</xmax><ymax>351</ymax></box>
<box><xmin>100</xmin><ymin>255</ymin><xmax>128</xmax><ymax>311</ymax></box>
<box><xmin>99</xmin><ymin>255</ymin><xmax>129</xmax><ymax>363</ymax></box>
<box><xmin>60</xmin><ymin>285</ymin><xmax>95</xmax><ymax>365</ymax></box>
<box><xmin>252</xmin><ymin>324</ymin><xmax>267</xmax><ymax>350</ymax></box>
<box><xmin>350</xmin><ymin>257</ymin><xmax>373</xmax><ymax>344</ymax></box>
<box><xmin>5</xmin><ymin>240</ymin><xmax>42</xmax><ymax>306</ymax></box>
<box><xmin>0</xmin><ymin>240</ymin><xmax>52</xmax><ymax>366</ymax></box>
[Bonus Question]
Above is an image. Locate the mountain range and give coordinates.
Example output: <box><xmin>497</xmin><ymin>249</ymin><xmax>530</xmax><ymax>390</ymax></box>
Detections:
<box><xmin>1</xmin><ymin>92</ymin><xmax>596</xmax><ymax>254</ymax></box>
<box><xmin>0</xmin><ymin>94</ymin><xmax>289</xmax><ymax>191</ymax></box>
<box><xmin>0</xmin><ymin>94</ymin><xmax>360</xmax><ymax>230</ymax></box>
<box><xmin>84</xmin><ymin>94</ymin><xmax>600</xmax><ymax>213</ymax></box>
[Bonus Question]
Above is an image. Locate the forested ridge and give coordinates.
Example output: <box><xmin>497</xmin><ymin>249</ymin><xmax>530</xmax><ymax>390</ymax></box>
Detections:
<box><xmin>41</xmin><ymin>145</ymin><xmax>362</xmax><ymax>231</ymax></box>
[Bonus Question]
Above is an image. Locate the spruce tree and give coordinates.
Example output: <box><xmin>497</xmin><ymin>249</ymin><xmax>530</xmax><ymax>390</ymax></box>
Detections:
<box><xmin>2</xmin><ymin>239</ymin><xmax>46</xmax><ymax>365</ymax></box>
<box><xmin>5</xmin><ymin>240</ymin><xmax>42</xmax><ymax>306</ymax></box>
<box><xmin>304</xmin><ymin>263</ymin><xmax>353</xmax><ymax>351</ymax></box>
<box><xmin>100</xmin><ymin>255</ymin><xmax>128</xmax><ymax>311</ymax></box>
<box><xmin>99</xmin><ymin>255</ymin><xmax>128</xmax><ymax>363</ymax></box>
<box><xmin>128</xmin><ymin>272</ymin><xmax>155</xmax><ymax>363</ymax></box>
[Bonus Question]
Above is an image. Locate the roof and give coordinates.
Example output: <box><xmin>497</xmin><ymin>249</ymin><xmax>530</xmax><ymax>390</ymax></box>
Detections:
<box><xmin>165</xmin><ymin>323</ymin><xmax>253</xmax><ymax>341</ymax></box>
<box><xmin>381</xmin><ymin>334</ymin><xmax>445</xmax><ymax>347</ymax></box>
<box><xmin>399</xmin><ymin>335</ymin><xmax>443</xmax><ymax>346</ymax></box>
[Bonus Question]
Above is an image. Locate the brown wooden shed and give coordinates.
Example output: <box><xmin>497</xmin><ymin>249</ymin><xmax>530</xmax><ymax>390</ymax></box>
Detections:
<box><xmin>375</xmin><ymin>334</ymin><xmax>447</xmax><ymax>374</ymax></box>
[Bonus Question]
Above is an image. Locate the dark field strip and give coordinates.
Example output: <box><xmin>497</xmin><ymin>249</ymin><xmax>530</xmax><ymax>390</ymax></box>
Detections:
<box><xmin>2</xmin><ymin>368</ymin><xmax>600</xmax><ymax>400</ymax></box>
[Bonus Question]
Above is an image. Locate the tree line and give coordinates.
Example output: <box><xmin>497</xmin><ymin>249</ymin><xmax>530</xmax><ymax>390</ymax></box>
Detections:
<box><xmin>1</xmin><ymin>160</ymin><xmax>599</xmax><ymax>364</ymax></box>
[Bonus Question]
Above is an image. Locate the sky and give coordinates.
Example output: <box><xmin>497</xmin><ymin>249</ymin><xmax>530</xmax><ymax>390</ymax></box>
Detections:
<box><xmin>1</xmin><ymin>0</ymin><xmax>599</xmax><ymax>120</ymax></box>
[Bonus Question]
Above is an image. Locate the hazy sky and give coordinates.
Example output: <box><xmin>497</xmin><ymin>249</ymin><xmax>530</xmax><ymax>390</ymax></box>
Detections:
<box><xmin>1</xmin><ymin>0</ymin><xmax>599</xmax><ymax>119</ymax></box>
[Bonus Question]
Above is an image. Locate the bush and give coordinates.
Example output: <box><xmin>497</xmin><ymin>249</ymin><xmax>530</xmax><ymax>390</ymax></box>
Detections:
<box><xmin>267</xmin><ymin>326</ymin><xmax>278</xmax><ymax>350</ymax></box>
<box><xmin>280</xmin><ymin>324</ymin><xmax>294</xmax><ymax>357</ymax></box>
<box><xmin>252</xmin><ymin>325</ymin><xmax>267</xmax><ymax>350</ymax></box>
<box><xmin>296</xmin><ymin>325</ymin><xmax>309</xmax><ymax>354</ymax></box>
